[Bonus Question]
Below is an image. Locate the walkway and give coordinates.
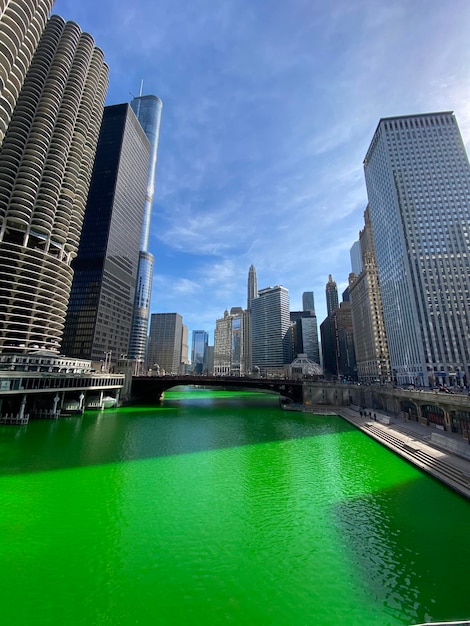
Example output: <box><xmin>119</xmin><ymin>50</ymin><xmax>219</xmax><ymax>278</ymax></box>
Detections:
<box><xmin>327</xmin><ymin>407</ymin><xmax>470</xmax><ymax>501</ymax></box>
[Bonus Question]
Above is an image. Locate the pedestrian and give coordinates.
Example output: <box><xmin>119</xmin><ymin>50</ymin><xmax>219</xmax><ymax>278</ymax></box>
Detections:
<box><xmin>359</xmin><ymin>410</ymin><xmax>363</xmax><ymax>417</ymax></box>
<box><xmin>368</xmin><ymin>411</ymin><xmax>372</xmax><ymax>418</ymax></box>
<box><xmin>373</xmin><ymin>413</ymin><xmax>376</xmax><ymax>421</ymax></box>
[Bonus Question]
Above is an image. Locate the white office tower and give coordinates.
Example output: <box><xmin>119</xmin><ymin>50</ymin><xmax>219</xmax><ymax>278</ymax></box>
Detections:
<box><xmin>252</xmin><ymin>285</ymin><xmax>292</xmax><ymax>372</ymax></box>
<box><xmin>364</xmin><ymin>112</ymin><xmax>470</xmax><ymax>387</ymax></box>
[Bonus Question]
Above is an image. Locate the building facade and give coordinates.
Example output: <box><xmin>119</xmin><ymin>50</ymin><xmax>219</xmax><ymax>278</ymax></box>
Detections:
<box><xmin>251</xmin><ymin>285</ymin><xmax>292</xmax><ymax>371</ymax></box>
<box><xmin>127</xmin><ymin>95</ymin><xmax>163</xmax><ymax>366</ymax></box>
<box><xmin>0</xmin><ymin>14</ymin><xmax>108</xmax><ymax>353</ymax></box>
<box><xmin>62</xmin><ymin>104</ymin><xmax>149</xmax><ymax>369</ymax></box>
<box><xmin>213</xmin><ymin>307</ymin><xmax>245</xmax><ymax>376</ymax></box>
<box><xmin>146</xmin><ymin>313</ymin><xmax>183</xmax><ymax>374</ymax></box>
<box><xmin>320</xmin><ymin>302</ymin><xmax>356</xmax><ymax>380</ymax></box>
<box><xmin>244</xmin><ymin>264</ymin><xmax>258</xmax><ymax>374</ymax></box>
<box><xmin>364</xmin><ymin>112</ymin><xmax>470</xmax><ymax>387</ymax></box>
<box><xmin>302</xmin><ymin>291</ymin><xmax>315</xmax><ymax>312</ymax></box>
<box><xmin>0</xmin><ymin>0</ymin><xmax>54</xmax><ymax>144</ymax></box>
<box><xmin>350</xmin><ymin>240</ymin><xmax>363</xmax><ymax>276</ymax></box>
<box><xmin>181</xmin><ymin>324</ymin><xmax>189</xmax><ymax>369</ymax></box>
<box><xmin>290</xmin><ymin>310</ymin><xmax>320</xmax><ymax>364</ymax></box>
<box><xmin>349</xmin><ymin>206</ymin><xmax>391</xmax><ymax>384</ymax></box>
<box><xmin>191</xmin><ymin>330</ymin><xmax>208</xmax><ymax>373</ymax></box>
<box><xmin>325</xmin><ymin>274</ymin><xmax>339</xmax><ymax>316</ymax></box>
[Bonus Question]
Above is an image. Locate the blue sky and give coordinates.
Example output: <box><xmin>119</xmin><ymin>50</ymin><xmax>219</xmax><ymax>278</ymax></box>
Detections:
<box><xmin>54</xmin><ymin>0</ymin><xmax>470</xmax><ymax>342</ymax></box>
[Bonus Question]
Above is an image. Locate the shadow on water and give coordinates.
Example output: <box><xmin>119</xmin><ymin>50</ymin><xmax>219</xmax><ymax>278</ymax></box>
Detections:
<box><xmin>332</xmin><ymin>473</ymin><xmax>470</xmax><ymax>625</ymax></box>
<box><xmin>0</xmin><ymin>391</ymin><xmax>344</xmax><ymax>476</ymax></box>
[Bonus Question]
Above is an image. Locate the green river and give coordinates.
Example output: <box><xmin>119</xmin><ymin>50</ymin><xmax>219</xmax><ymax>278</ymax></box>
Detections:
<box><xmin>1</xmin><ymin>388</ymin><xmax>470</xmax><ymax>625</ymax></box>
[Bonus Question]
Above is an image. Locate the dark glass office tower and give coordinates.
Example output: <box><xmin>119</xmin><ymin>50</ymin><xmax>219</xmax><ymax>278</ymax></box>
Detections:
<box><xmin>128</xmin><ymin>95</ymin><xmax>162</xmax><ymax>366</ymax></box>
<box><xmin>62</xmin><ymin>104</ymin><xmax>150</xmax><ymax>369</ymax></box>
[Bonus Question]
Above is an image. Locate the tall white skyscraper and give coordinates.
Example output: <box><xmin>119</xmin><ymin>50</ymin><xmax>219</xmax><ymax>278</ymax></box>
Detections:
<box><xmin>364</xmin><ymin>111</ymin><xmax>470</xmax><ymax>387</ymax></box>
<box><xmin>252</xmin><ymin>285</ymin><xmax>292</xmax><ymax>371</ymax></box>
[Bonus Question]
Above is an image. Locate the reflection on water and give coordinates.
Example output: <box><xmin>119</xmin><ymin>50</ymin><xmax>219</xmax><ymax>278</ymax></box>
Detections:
<box><xmin>1</xmin><ymin>389</ymin><xmax>470</xmax><ymax>625</ymax></box>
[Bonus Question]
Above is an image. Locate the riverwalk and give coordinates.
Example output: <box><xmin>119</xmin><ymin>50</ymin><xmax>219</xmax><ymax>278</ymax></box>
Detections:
<box><xmin>325</xmin><ymin>407</ymin><xmax>470</xmax><ymax>501</ymax></box>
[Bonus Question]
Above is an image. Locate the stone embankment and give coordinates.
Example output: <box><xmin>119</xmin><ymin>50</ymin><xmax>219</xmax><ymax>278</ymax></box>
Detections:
<box><xmin>330</xmin><ymin>407</ymin><xmax>470</xmax><ymax>501</ymax></box>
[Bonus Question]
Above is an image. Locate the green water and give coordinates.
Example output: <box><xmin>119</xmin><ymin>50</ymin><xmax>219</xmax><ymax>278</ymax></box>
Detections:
<box><xmin>1</xmin><ymin>389</ymin><xmax>470</xmax><ymax>625</ymax></box>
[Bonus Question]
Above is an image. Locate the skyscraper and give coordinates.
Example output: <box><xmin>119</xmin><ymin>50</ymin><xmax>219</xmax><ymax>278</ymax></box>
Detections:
<box><xmin>350</xmin><ymin>241</ymin><xmax>363</xmax><ymax>276</ymax></box>
<box><xmin>127</xmin><ymin>94</ymin><xmax>163</xmax><ymax>366</ymax></box>
<box><xmin>191</xmin><ymin>330</ymin><xmax>208</xmax><ymax>373</ymax></box>
<box><xmin>320</xmin><ymin>302</ymin><xmax>356</xmax><ymax>380</ymax></box>
<box><xmin>0</xmin><ymin>0</ymin><xmax>54</xmax><ymax>145</ymax></box>
<box><xmin>62</xmin><ymin>104</ymin><xmax>149</xmax><ymax>368</ymax></box>
<box><xmin>146</xmin><ymin>313</ymin><xmax>183</xmax><ymax>374</ymax></box>
<box><xmin>252</xmin><ymin>285</ymin><xmax>292</xmax><ymax>371</ymax></box>
<box><xmin>247</xmin><ymin>264</ymin><xmax>257</xmax><ymax>311</ymax></box>
<box><xmin>290</xmin><ymin>311</ymin><xmax>320</xmax><ymax>364</ymax></box>
<box><xmin>214</xmin><ymin>307</ymin><xmax>245</xmax><ymax>376</ymax></box>
<box><xmin>325</xmin><ymin>274</ymin><xmax>339</xmax><ymax>316</ymax></box>
<box><xmin>364</xmin><ymin>111</ymin><xmax>470</xmax><ymax>387</ymax></box>
<box><xmin>302</xmin><ymin>291</ymin><xmax>315</xmax><ymax>312</ymax></box>
<box><xmin>0</xmin><ymin>14</ymin><xmax>108</xmax><ymax>353</ymax></box>
<box><xmin>245</xmin><ymin>264</ymin><xmax>258</xmax><ymax>374</ymax></box>
<box><xmin>349</xmin><ymin>207</ymin><xmax>390</xmax><ymax>384</ymax></box>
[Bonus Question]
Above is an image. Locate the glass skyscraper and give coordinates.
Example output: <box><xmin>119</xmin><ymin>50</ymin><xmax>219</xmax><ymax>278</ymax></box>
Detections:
<box><xmin>128</xmin><ymin>95</ymin><xmax>163</xmax><ymax>365</ymax></box>
<box><xmin>62</xmin><ymin>104</ymin><xmax>149</xmax><ymax>369</ymax></box>
<box><xmin>191</xmin><ymin>330</ymin><xmax>208</xmax><ymax>373</ymax></box>
<box><xmin>364</xmin><ymin>111</ymin><xmax>470</xmax><ymax>387</ymax></box>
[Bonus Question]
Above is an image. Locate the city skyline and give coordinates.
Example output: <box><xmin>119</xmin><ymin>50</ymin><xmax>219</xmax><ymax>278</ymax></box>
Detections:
<box><xmin>53</xmin><ymin>0</ymin><xmax>470</xmax><ymax>337</ymax></box>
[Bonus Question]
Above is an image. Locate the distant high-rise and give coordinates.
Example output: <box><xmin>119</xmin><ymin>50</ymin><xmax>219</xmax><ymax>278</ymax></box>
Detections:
<box><xmin>214</xmin><ymin>307</ymin><xmax>245</xmax><ymax>376</ymax></box>
<box><xmin>349</xmin><ymin>207</ymin><xmax>390</xmax><ymax>384</ymax></box>
<box><xmin>245</xmin><ymin>264</ymin><xmax>257</xmax><ymax>373</ymax></box>
<box><xmin>0</xmin><ymin>14</ymin><xmax>108</xmax><ymax>353</ymax></box>
<box><xmin>252</xmin><ymin>285</ymin><xmax>292</xmax><ymax>370</ymax></box>
<box><xmin>146</xmin><ymin>313</ymin><xmax>183</xmax><ymax>374</ymax></box>
<box><xmin>62</xmin><ymin>103</ymin><xmax>149</xmax><ymax>368</ymax></box>
<box><xmin>181</xmin><ymin>324</ymin><xmax>189</xmax><ymax>367</ymax></box>
<box><xmin>290</xmin><ymin>311</ymin><xmax>320</xmax><ymax>364</ymax></box>
<box><xmin>191</xmin><ymin>330</ymin><xmax>208</xmax><ymax>373</ymax></box>
<box><xmin>325</xmin><ymin>275</ymin><xmax>339</xmax><ymax>316</ymax></box>
<box><xmin>128</xmin><ymin>94</ymin><xmax>163</xmax><ymax>365</ymax></box>
<box><xmin>350</xmin><ymin>241</ymin><xmax>362</xmax><ymax>276</ymax></box>
<box><xmin>364</xmin><ymin>111</ymin><xmax>470</xmax><ymax>387</ymax></box>
<box><xmin>302</xmin><ymin>291</ymin><xmax>315</xmax><ymax>312</ymax></box>
<box><xmin>247</xmin><ymin>264</ymin><xmax>257</xmax><ymax>311</ymax></box>
<box><xmin>320</xmin><ymin>302</ymin><xmax>356</xmax><ymax>380</ymax></box>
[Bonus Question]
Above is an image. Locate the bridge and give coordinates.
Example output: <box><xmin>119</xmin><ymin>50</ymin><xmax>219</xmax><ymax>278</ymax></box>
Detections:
<box><xmin>131</xmin><ymin>375</ymin><xmax>304</xmax><ymax>404</ymax></box>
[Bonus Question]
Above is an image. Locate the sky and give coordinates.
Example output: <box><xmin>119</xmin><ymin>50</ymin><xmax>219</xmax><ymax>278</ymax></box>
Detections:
<box><xmin>54</xmin><ymin>0</ymin><xmax>470</xmax><ymax>343</ymax></box>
